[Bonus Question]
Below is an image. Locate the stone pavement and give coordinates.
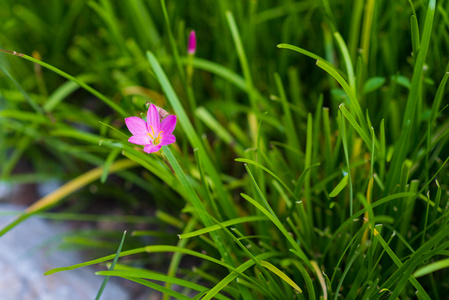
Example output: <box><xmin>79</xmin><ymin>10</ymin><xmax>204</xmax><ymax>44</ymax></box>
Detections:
<box><xmin>0</xmin><ymin>204</ymin><xmax>131</xmax><ymax>300</ymax></box>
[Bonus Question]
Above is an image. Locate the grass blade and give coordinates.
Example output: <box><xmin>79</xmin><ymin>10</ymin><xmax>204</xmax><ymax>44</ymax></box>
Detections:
<box><xmin>96</xmin><ymin>269</ymin><xmax>231</xmax><ymax>300</ymax></box>
<box><xmin>260</xmin><ymin>260</ymin><xmax>302</xmax><ymax>293</ymax></box>
<box><xmin>95</xmin><ymin>230</ymin><xmax>127</xmax><ymax>300</ymax></box>
<box><xmin>202</xmin><ymin>252</ymin><xmax>278</xmax><ymax>300</ymax></box>
<box><xmin>240</xmin><ymin>193</ymin><xmax>310</xmax><ymax>266</ymax></box>
<box><xmin>329</xmin><ymin>174</ymin><xmax>348</xmax><ymax>197</ymax></box>
<box><xmin>413</xmin><ymin>258</ymin><xmax>449</xmax><ymax>278</ymax></box>
<box><xmin>226</xmin><ymin>11</ymin><xmax>256</xmax><ymax>109</ymax></box>
<box><xmin>317</xmin><ymin>60</ymin><xmax>366</xmax><ymax>132</ymax></box>
<box><xmin>0</xmin><ymin>49</ymin><xmax>127</xmax><ymax>116</ymax></box>
<box><xmin>179</xmin><ymin>216</ymin><xmax>267</xmax><ymax>239</ymax></box>
<box><xmin>0</xmin><ymin>159</ymin><xmax>138</xmax><ymax>237</ymax></box>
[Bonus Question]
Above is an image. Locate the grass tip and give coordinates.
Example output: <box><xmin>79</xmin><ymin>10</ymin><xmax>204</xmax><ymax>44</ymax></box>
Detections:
<box><xmin>0</xmin><ymin>48</ymin><xmax>24</xmax><ymax>57</ymax></box>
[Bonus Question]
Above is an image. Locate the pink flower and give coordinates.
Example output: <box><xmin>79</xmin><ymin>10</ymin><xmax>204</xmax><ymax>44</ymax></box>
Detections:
<box><xmin>125</xmin><ymin>104</ymin><xmax>177</xmax><ymax>153</ymax></box>
<box><xmin>188</xmin><ymin>30</ymin><xmax>196</xmax><ymax>55</ymax></box>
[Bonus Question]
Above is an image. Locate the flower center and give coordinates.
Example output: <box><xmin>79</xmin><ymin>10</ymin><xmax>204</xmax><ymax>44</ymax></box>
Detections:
<box><xmin>153</xmin><ymin>131</ymin><xmax>163</xmax><ymax>146</ymax></box>
<box><xmin>147</xmin><ymin>126</ymin><xmax>163</xmax><ymax>146</ymax></box>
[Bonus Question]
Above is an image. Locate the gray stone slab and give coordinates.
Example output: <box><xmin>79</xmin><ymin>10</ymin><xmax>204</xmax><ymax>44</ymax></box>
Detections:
<box><xmin>0</xmin><ymin>204</ymin><xmax>130</xmax><ymax>300</ymax></box>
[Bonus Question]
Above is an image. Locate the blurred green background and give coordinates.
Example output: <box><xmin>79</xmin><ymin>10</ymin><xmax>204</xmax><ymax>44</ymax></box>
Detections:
<box><xmin>1</xmin><ymin>0</ymin><xmax>449</xmax><ymax>298</ymax></box>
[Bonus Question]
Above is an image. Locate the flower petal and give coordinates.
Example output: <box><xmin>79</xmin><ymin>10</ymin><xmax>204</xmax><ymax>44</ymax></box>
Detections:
<box><xmin>128</xmin><ymin>135</ymin><xmax>151</xmax><ymax>145</ymax></box>
<box><xmin>144</xmin><ymin>144</ymin><xmax>161</xmax><ymax>153</ymax></box>
<box><xmin>188</xmin><ymin>30</ymin><xmax>196</xmax><ymax>55</ymax></box>
<box><xmin>147</xmin><ymin>104</ymin><xmax>160</xmax><ymax>132</ymax></box>
<box><xmin>160</xmin><ymin>133</ymin><xmax>176</xmax><ymax>146</ymax></box>
<box><xmin>160</xmin><ymin>115</ymin><xmax>177</xmax><ymax>134</ymax></box>
<box><xmin>125</xmin><ymin>117</ymin><xmax>148</xmax><ymax>136</ymax></box>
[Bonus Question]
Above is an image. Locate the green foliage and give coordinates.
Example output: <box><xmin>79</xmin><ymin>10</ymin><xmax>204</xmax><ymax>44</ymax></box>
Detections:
<box><xmin>1</xmin><ymin>0</ymin><xmax>449</xmax><ymax>299</ymax></box>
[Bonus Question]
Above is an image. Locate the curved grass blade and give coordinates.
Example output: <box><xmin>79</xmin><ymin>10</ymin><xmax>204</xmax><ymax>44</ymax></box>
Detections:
<box><xmin>179</xmin><ymin>216</ymin><xmax>267</xmax><ymax>239</ymax></box>
<box><xmin>310</xmin><ymin>261</ymin><xmax>328</xmax><ymax>300</ymax></box>
<box><xmin>95</xmin><ymin>230</ymin><xmax>127</xmax><ymax>300</ymax></box>
<box><xmin>260</xmin><ymin>261</ymin><xmax>302</xmax><ymax>293</ymax></box>
<box><xmin>0</xmin><ymin>159</ymin><xmax>138</xmax><ymax>237</ymax></box>
<box><xmin>240</xmin><ymin>193</ymin><xmax>311</xmax><ymax>267</ymax></box>
<box><xmin>339</xmin><ymin>104</ymin><xmax>372</xmax><ymax>151</ymax></box>
<box><xmin>0</xmin><ymin>49</ymin><xmax>127</xmax><ymax>116</ymax></box>
<box><xmin>122</xmin><ymin>277</ymin><xmax>191</xmax><ymax>300</ymax></box>
<box><xmin>328</xmin><ymin>174</ymin><xmax>348</xmax><ymax>197</ymax></box>
<box><xmin>413</xmin><ymin>258</ymin><xmax>449</xmax><ymax>278</ymax></box>
<box><xmin>96</xmin><ymin>270</ymin><xmax>231</xmax><ymax>300</ymax></box>
<box><xmin>45</xmin><ymin>247</ymin><xmax>148</xmax><ymax>275</ymax></box>
<box><xmin>235</xmin><ymin>158</ymin><xmax>294</xmax><ymax>196</ymax></box>
<box><xmin>202</xmin><ymin>252</ymin><xmax>278</xmax><ymax>300</ymax></box>
<box><xmin>317</xmin><ymin>60</ymin><xmax>366</xmax><ymax>132</ymax></box>
<box><xmin>334</xmin><ymin>32</ymin><xmax>355</xmax><ymax>89</ymax></box>
<box><xmin>374</xmin><ymin>229</ymin><xmax>432</xmax><ymax>300</ymax></box>
<box><xmin>45</xmin><ymin>245</ymin><xmax>235</xmax><ymax>275</ymax></box>
<box><xmin>362</xmin><ymin>77</ymin><xmax>386</xmax><ymax>95</ymax></box>
<box><xmin>277</xmin><ymin>43</ymin><xmax>327</xmax><ymax>64</ymax></box>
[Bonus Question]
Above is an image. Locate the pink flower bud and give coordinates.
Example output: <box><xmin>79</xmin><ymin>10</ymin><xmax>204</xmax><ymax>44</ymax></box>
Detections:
<box><xmin>188</xmin><ymin>30</ymin><xmax>196</xmax><ymax>55</ymax></box>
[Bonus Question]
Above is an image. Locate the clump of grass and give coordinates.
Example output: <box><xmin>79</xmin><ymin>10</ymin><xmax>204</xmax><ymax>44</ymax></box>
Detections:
<box><xmin>1</xmin><ymin>0</ymin><xmax>449</xmax><ymax>299</ymax></box>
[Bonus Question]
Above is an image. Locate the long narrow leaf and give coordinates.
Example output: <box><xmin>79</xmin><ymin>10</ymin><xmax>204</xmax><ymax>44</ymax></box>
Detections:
<box><xmin>0</xmin><ymin>159</ymin><xmax>138</xmax><ymax>237</ymax></box>
<box><xmin>95</xmin><ymin>230</ymin><xmax>127</xmax><ymax>300</ymax></box>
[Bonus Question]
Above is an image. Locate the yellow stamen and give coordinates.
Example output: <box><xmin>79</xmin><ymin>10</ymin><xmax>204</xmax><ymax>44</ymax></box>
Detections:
<box><xmin>147</xmin><ymin>126</ymin><xmax>156</xmax><ymax>139</ymax></box>
<box><xmin>153</xmin><ymin>131</ymin><xmax>163</xmax><ymax>146</ymax></box>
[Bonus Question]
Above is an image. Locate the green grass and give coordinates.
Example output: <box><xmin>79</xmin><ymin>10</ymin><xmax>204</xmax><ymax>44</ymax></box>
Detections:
<box><xmin>1</xmin><ymin>0</ymin><xmax>449</xmax><ymax>299</ymax></box>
